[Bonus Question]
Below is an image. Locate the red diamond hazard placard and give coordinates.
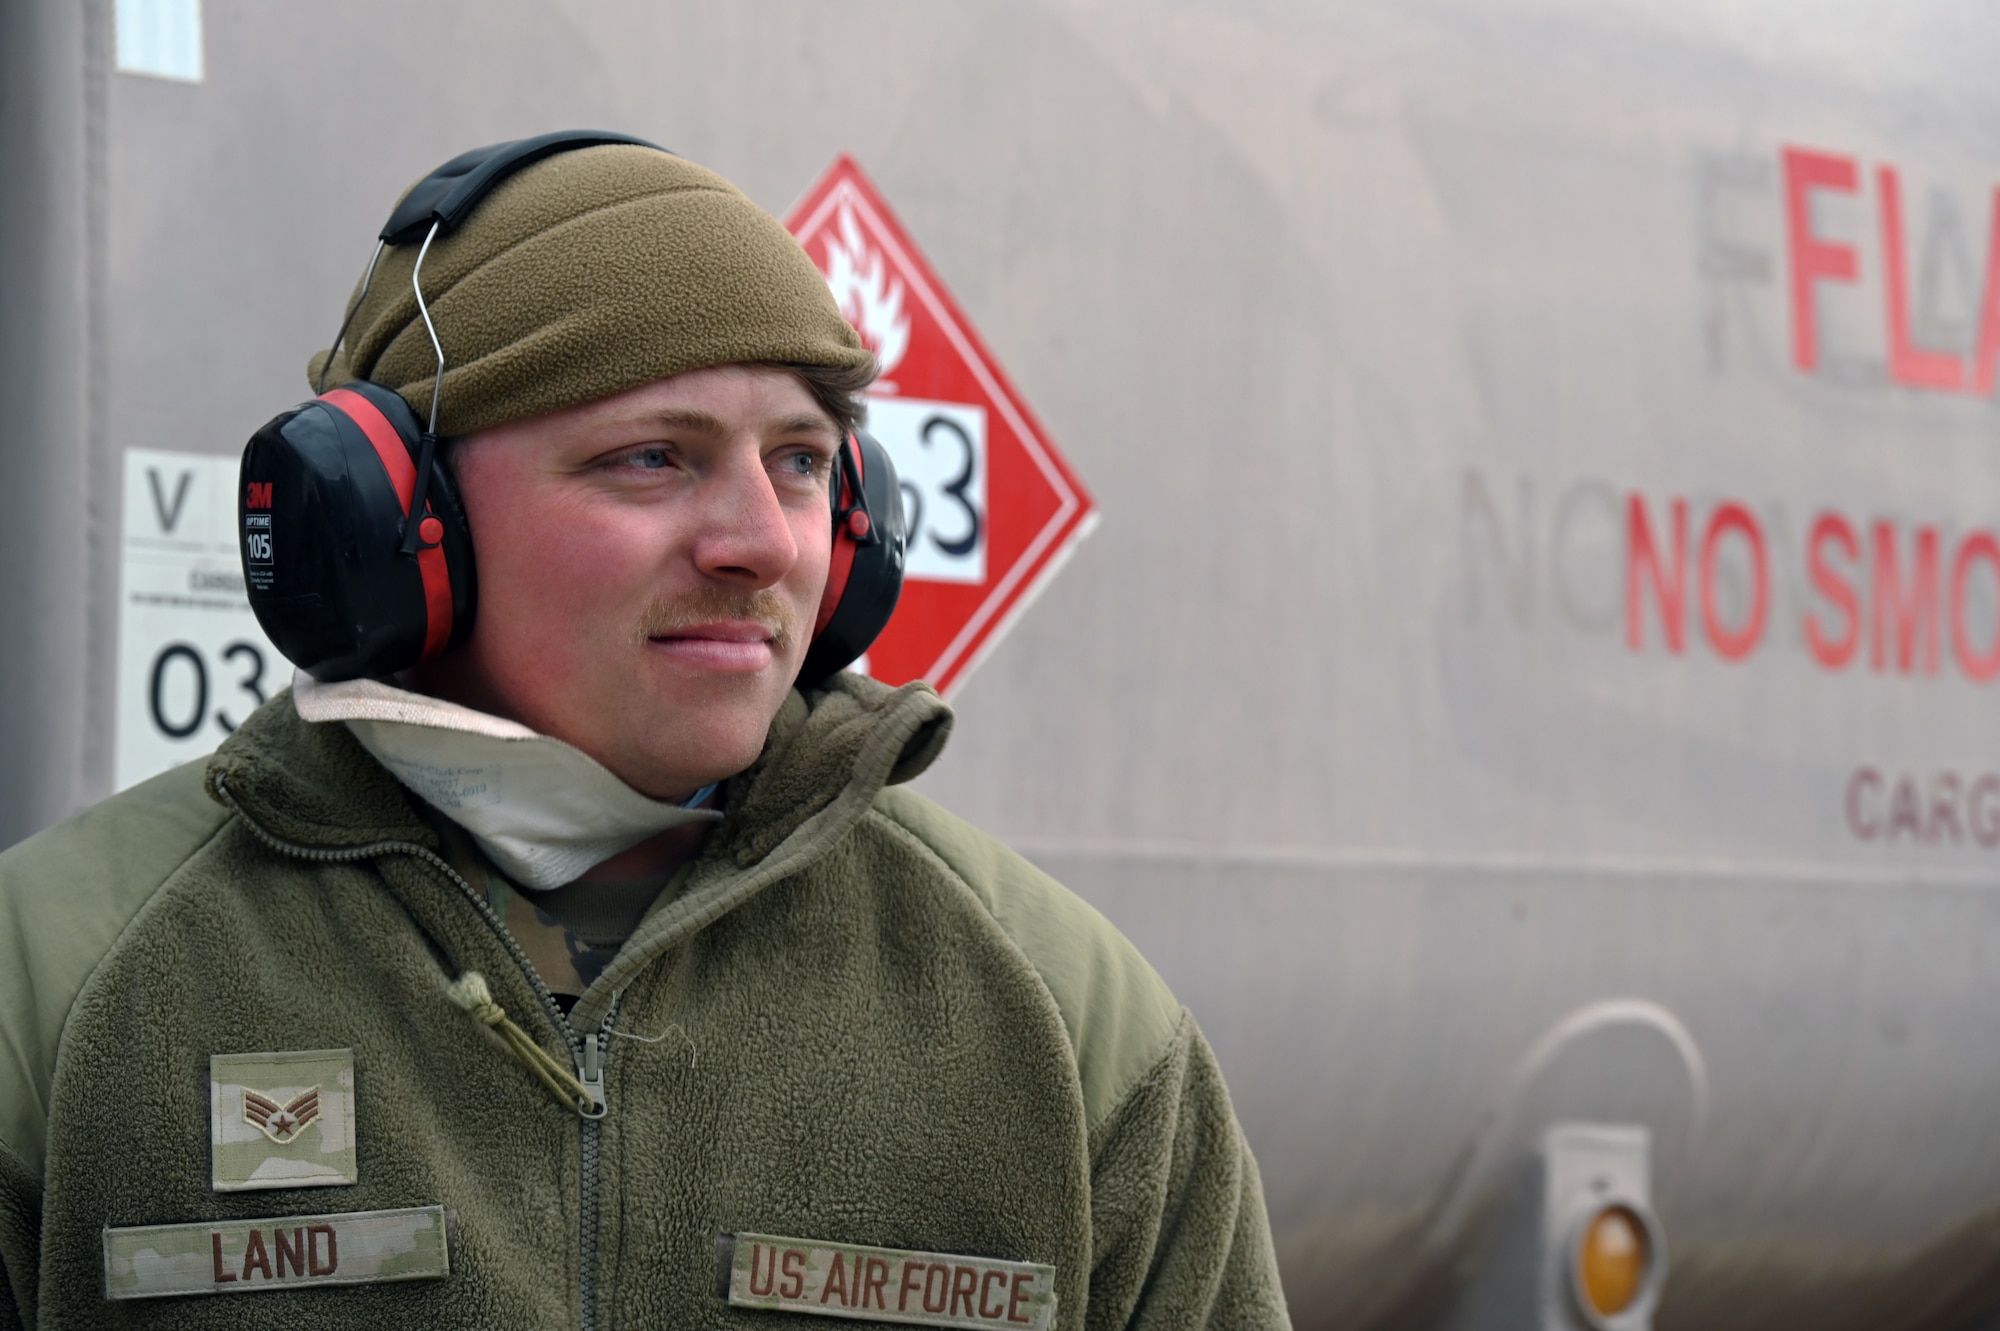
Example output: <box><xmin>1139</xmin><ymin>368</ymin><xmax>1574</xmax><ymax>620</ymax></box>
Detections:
<box><xmin>787</xmin><ymin>156</ymin><xmax>1097</xmax><ymax>696</ymax></box>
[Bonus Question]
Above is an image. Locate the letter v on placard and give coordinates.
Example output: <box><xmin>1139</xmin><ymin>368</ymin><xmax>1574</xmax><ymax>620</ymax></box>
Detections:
<box><xmin>147</xmin><ymin>467</ymin><xmax>194</xmax><ymax>534</ymax></box>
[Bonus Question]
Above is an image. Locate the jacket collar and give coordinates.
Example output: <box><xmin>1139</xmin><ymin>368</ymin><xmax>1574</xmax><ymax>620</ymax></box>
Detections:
<box><xmin>571</xmin><ymin>673</ymin><xmax>952</xmax><ymax>1030</ymax></box>
<box><xmin>206</xmin><ymin>687</ymin><xmax>434</xmax><ymax>852</ymax></box>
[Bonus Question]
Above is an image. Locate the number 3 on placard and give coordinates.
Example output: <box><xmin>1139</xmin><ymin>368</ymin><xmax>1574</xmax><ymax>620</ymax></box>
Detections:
<box><xmin>918</xmin><ymin>415</ymin><xmax>981</xmax><ymax>558</ymax></box>
<box><xmin>147</xmin><ymin>640</ymin><xmax>268</xmax><ymax>740</ymax></box>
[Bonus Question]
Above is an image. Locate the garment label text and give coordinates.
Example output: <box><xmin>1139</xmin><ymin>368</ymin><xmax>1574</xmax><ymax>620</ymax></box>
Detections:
<box><xmin>723</xmin><ymin>1232</ymin><xmax>1055</xmax><ymax>1330</ymax></box>
<box><xmin>103</xmin><ymin>1205</ymin><xmax>449</xmax><ymax>1300</ymax></box>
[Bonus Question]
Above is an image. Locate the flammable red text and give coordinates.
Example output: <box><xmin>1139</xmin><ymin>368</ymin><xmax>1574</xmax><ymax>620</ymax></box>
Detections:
<box><xmin>1784</xmin><ymin>145</ymin><xmax>2000</xmax><ymax>393</ymax></box>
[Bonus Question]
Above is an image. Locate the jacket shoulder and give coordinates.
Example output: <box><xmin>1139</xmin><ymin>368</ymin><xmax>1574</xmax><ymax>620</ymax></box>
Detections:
<box><xmin>867</xmin><ymin>785</ymin><xmax>1181</xmax><ymax>1133</ymax></box>
<box><xmin>0</xmin><ymin>759</ymin><xmax>231</xmax><ymax>1172</ymax></box>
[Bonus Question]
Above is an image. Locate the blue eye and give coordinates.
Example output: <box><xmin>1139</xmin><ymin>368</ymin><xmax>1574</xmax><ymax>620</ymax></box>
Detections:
<box><xmin>629</xmin><ymin>447</ymin><xmax>670</xmax><ymax>469</ymax></box>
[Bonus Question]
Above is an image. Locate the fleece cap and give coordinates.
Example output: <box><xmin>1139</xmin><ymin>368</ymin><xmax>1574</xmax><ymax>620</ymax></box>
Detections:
<box><xmin>307</xmin><ymin>144</ymin><xmax>870</xmax><ymax>438</ymax></box>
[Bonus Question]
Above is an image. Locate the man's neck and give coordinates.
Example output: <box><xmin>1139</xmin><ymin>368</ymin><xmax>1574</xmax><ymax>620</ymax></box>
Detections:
<box><xmin>393</xmin><ymin>663</ymin><xmax>710</xmax><ymax>805</ymax></box>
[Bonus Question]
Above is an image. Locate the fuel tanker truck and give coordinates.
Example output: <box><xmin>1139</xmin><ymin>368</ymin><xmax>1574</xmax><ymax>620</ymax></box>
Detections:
<box><xmin>4</xmin><ymin>2</ymin><xmax>1999</xmax><ymax>1328</ymax></box>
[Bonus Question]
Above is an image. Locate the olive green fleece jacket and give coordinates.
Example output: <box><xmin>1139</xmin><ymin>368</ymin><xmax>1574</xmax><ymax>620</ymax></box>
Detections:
<box><xmin>0</xmin><ymin>674</ymin><xmax>1288</xmax><ymax>1329</ymax></box>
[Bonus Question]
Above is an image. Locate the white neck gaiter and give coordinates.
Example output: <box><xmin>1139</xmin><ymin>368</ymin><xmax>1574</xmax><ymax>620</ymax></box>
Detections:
<box><xmin>292</xmin><ymin>671</ymin><xmax>722</xmax><ymax>890</ymax></box>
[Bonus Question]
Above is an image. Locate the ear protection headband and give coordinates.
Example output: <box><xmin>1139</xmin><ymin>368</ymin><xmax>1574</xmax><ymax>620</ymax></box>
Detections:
<box><xmin>240</xmin><ymin>129</ymin><xmax>904</xmax><ymax>687</ymax></box>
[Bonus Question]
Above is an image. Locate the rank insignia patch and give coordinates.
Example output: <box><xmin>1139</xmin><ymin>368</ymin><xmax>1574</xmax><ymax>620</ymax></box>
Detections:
<box><xmin>210</xmin><ymin>1049</ymin><xmax>357</xmax><ymax>1192</ymax></box>
<box><xmin>243</xmin><ymin>1086</ymin><xmax>319</xmax><ymax>1143</ymax></box>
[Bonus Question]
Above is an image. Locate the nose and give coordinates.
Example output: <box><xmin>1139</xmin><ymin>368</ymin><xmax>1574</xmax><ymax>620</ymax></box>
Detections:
<box><xmin>687</xmin><ymin>448</ymin><xmax>801</xmax><ymax>586</ymax></box>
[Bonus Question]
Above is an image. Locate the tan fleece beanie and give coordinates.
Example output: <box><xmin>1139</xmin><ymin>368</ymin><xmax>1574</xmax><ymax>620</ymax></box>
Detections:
<box><xmin>306</xmin><ymin>144</ymin><xmax>869</xmax><ymax>438</ymax></box>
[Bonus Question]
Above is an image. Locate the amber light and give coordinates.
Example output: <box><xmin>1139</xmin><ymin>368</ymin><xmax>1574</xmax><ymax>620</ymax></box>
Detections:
<box><xmin>1577</xmin><ymin>1205</ymin><xmax>1648</xmax><ymax>1318</ymax></box>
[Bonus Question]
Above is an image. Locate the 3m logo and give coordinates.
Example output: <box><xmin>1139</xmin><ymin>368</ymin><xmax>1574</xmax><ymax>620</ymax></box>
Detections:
<box><xmin>246</xmin><ymin>482</ymin><xmax>273</xmax><ymax>510</ymax></box>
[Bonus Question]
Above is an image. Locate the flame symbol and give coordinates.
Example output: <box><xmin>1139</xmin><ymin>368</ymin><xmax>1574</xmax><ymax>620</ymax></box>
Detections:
<box><xmin>822</xmin><ymin>198</ymin><xmax>909</xmax><ymax>378</ymax></box>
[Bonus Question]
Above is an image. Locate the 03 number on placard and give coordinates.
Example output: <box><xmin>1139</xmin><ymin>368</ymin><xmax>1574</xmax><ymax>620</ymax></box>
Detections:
<box><xmin>147</xmin><ymin>639</ymin><xmax>269</xmax><ymax>740</ymax></box>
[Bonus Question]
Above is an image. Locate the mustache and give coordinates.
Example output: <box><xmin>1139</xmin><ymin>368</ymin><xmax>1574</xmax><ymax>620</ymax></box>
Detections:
<box><xmin>633</xmin><ymin>586</ymin><xmax>798</xmax><ymax>651</ymax></box>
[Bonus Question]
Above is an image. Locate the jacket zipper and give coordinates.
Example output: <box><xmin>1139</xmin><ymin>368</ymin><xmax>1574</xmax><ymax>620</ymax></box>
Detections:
<box><xmin>215</xmin><ymin>782</ymin><xmax>613</xmax><ymax>1330</ymax></box>
<box><xmin>577</xmin><ymin>996</ymin><xmax>617</xmax><ymax>1331</ymax></box>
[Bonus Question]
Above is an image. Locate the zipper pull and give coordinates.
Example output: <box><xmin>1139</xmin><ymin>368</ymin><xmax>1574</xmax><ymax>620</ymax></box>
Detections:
<box><xmin>576</xmin><ymin>1033</ymin><xmax>608</xmax><ymax>1117</ymax></box>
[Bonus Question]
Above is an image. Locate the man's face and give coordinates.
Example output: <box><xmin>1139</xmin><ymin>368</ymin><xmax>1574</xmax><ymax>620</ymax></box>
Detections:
<box><xmin>412</xmin><ymin>365</ymin><xmax>841</xmax><ymax>800</ymax></box>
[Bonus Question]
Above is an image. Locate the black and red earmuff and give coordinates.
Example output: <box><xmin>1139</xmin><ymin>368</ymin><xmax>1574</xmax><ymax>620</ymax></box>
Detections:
<box><xmin>801</xmin><ymin>430</ymin><xmax>906</xmax><ymax>686</ymax></box>
<box><xmin>240</xmin><ymin>380</ymin><xmax>476</xmax><ymax>681</ymax></box>
<box><xmin>240</xmin><ymin>128</ymin><xmax>906</xmax><ymax>686</ymax></box>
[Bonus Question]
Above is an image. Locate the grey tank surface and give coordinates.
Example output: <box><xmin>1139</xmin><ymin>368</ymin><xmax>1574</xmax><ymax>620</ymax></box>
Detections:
<box><xmin>4</xmin><ymin>2</ymin><xmax>1999</xmax><ymax>1328</ymax></box>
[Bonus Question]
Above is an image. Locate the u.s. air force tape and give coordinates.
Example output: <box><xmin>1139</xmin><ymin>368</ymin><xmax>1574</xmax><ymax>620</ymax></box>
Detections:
<box><xmin>720</xmin><ymin>1233</ymin><xmax>1056</xmax><ymax>1330</ymax></box>
<box><xmin>103</xmin><ymin>1205</ymin><xmax>450</xmax><ymax>1300</ymax></box>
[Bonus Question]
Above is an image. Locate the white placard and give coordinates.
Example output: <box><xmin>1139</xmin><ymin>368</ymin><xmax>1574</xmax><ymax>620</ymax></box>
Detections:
<box><xmin>117</xmin><ymin>449</ymin><xmax>280</xmax><ymax>791</ymax></box>
<box><xmin>865</xmin><ymin>395</ymin><xmax>987</xmax><ymax>584</ymax></box>
<box><xmin>115</xmin><ymin>0</ymin><xmax>204</xmax><ymax>83</ymax></box>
